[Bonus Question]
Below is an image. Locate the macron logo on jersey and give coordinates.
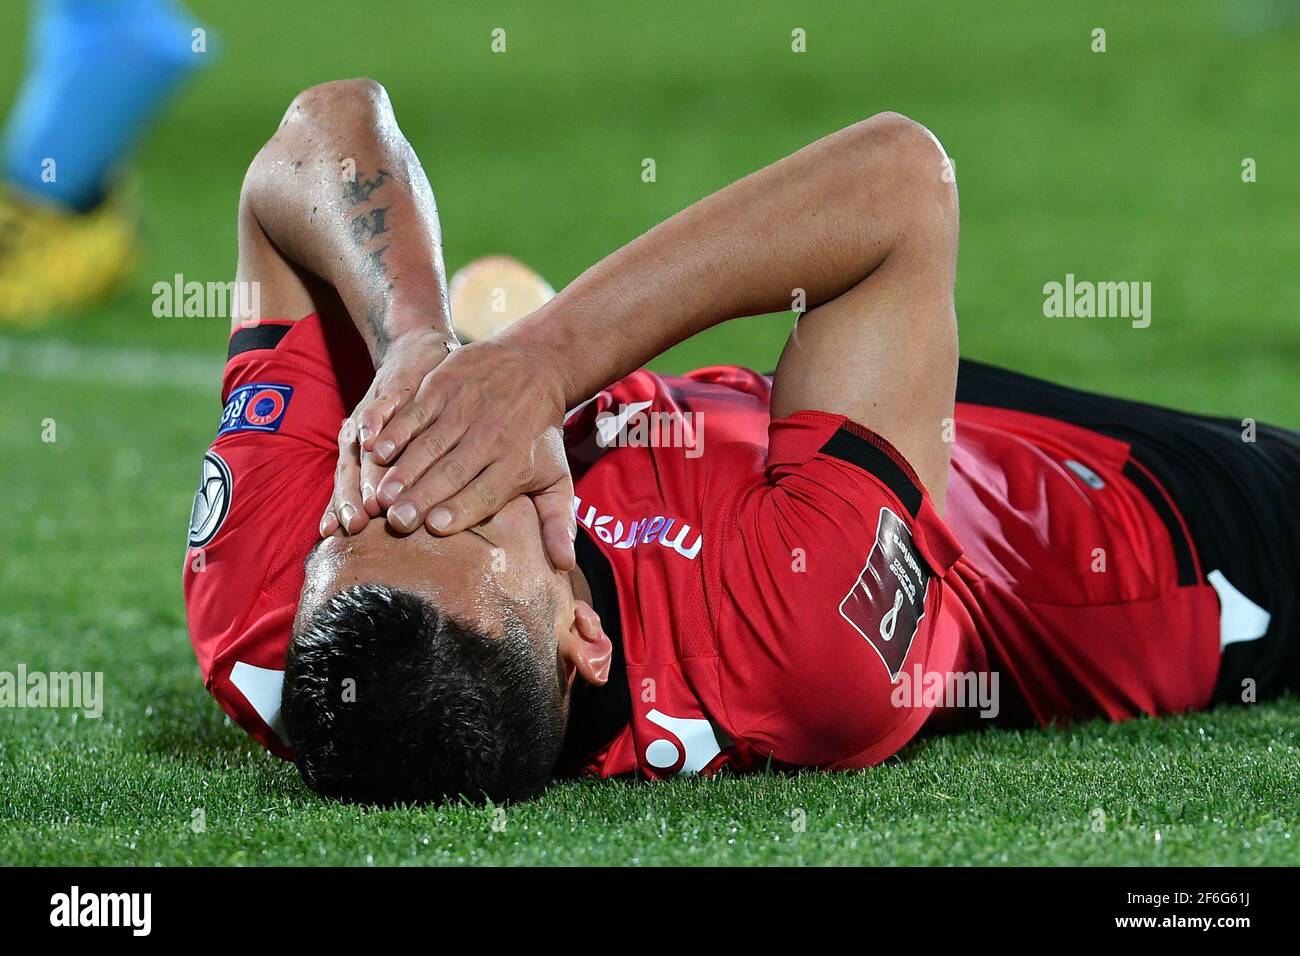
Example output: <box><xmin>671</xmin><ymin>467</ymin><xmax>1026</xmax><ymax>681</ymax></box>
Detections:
<box><xmin>574</xmin><ymin>495</ymin><xmax>703</xmax><ymax>561</ymax></box>
<box><xmin>643</xmin><ymin>709</ymin><xmax>723</xmax><ymax>774</ymax></box>
<box><xmin>217</xmin><ymin>383</ymin><xmax>293</xmax><ymax>436</ymax></box>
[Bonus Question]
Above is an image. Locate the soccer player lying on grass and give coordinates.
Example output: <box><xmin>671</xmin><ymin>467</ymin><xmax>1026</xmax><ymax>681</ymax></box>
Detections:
<box><xmin>184</xmin><ymin>79</ymin><xmax>1298</xmax><ymax>805</ymax></box>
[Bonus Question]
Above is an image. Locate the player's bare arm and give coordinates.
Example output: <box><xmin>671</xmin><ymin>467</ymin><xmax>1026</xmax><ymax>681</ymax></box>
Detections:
<box><xmin>236</xmin><ymin>78</ymin><xmax>464</xmax><ymax>536</ymax></box>
<box><xmin>359</xmin><ymin>111</ymin><xmax>959</xmax><ymax>536</ymax></box>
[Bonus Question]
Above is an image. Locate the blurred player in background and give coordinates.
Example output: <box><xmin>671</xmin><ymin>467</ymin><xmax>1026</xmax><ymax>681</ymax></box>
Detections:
<box><xmin>0</xmin><ymin>0</ymin><xmax>211</xmax><ymax>322</ymax></box>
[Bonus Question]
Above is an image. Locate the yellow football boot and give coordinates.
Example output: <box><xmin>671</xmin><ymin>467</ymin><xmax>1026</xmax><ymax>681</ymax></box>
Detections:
<box><xmin>0</xmin><ymin>188</ymin><xmax>137</xmax><ymax>325</ymax></box>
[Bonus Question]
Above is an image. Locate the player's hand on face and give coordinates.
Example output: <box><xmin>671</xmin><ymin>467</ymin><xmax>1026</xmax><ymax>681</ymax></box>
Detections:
<box><xmin>320</xmin><ymin>328</ymin><xmax>457</xmax><ymax>538</ymax></box>
<box><xmin>319</xmin><ymin>416</ymin><xmax>386</xmax><ymax>536</ymax></box>
<box><xmin>366</xmin><ymin>336</ymin><xmax>578</xmax><ymax>571</ymax></box>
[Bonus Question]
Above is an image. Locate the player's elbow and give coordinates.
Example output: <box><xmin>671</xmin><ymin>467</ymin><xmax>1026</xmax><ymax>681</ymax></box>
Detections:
<box><xmin>240</xmin><ymin>77</ymin><xmax>395</xmax><ymax>216</ymax></box>
<box><xmin>850</xmin><ymin>111</ymin><xmax>953</xmax><ymax>191</ymax></box>
<box><xmin>280</xmin><ymin>77</ymin><xmax>392</xmax><ymax>129</ymax></box>
<box><xmin>836</xmin><ymin>111</ymin><xmax>959</xmax><ymax>237</ymax></box>
<box><xmin>252</xmin><ymin>78</ymin><xmax>393</xmax><ymax>167</ymax></box>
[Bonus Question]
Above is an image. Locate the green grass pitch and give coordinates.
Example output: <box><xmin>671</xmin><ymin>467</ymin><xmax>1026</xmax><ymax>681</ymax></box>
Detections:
<box><xmin>1</xmin><ymin>1</ymin><xmax>1297</xmax><ymax>865</ymax></box>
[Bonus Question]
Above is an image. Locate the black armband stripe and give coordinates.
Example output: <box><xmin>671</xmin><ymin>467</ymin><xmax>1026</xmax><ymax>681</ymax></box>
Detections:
<box><xmin>1122</xmin><ymin>460</ymin><xmax>1198</xmax><ymax>587</ymax></box>
<box><xmin>819</xmin><ymin>428</ymin><xmax>923</xmax><ymax>518</ymax></box>
<box><xmin>228</xmin><ymin>323</ymin><xmax>293</xmax><ymax>359</ymax></box>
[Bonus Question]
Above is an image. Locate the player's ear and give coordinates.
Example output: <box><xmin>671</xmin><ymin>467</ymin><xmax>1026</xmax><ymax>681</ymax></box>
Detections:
<box><xmin>559</xmin><ymin>600</ymin><xmax>612</xmax><ymax>687</ymax></box>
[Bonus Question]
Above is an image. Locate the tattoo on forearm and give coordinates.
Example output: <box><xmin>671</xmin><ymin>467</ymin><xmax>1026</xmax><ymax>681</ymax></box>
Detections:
<box><xmin>366</xmin><ymin>301</ymin><xmax>389</xmax><ymax>357</ymax></box>
<box><xmin>341</xmin><ymin>166</ymin><xmax>396</xmax><ymax>358</ymax></box>
<box><xmin>365</xmin><ymin>243</ymin><xmax>392</xmax><ymax>356</ymax></box>
<box><xmin>343</xmin><ymin>168</ymin><xmax>391</xmax><ymax>205</ymax></box>
<box><xmin>366</xmin><ymin>244</ymin><xmax>390</xmax><ymax>274</ymax></box>
<box><xmin>350</xmin><ymin>206</ymin><xmax>390</xmax><ymax>245</ymax></box>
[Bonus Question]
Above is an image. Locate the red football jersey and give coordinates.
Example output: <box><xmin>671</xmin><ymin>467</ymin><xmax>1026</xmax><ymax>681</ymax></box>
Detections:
<box><xmin>183</xmin><ymin>313</ymin><xmax>1223</xmax><ymax>774</ymax></box>
<box><xmin>182</xmin><ymin>316</ymin><xmax>372</xmax><ymax>757</ymax></box>
<box><xmin>563</xmin><ymin>367</ymin><xmax>964</xmax><ymax>777</ymax></box>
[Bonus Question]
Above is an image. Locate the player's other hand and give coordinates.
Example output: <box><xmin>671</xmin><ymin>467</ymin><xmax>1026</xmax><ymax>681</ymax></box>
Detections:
<box><xmin>320</xmin><ymin>328</ymin><xmax>457</xmax><ymax>539</ymax></box>
<box><xmin>368</xmin><ymin>335</ymin><xmax>578</xmax><ymax>572</ymax></box>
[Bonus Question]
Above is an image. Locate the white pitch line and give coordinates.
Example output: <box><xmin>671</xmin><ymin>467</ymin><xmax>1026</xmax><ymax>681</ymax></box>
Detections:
<box><xmin>0</xmin><ymin>336</ymin><xmax>223</xmax><ymax>392</ymax></box>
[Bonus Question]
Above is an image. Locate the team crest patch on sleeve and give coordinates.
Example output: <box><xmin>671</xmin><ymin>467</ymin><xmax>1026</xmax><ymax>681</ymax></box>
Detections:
<box><xmin>838</xmin><ymin>507</ymin><xmax>931</xmax><ymax>681</ymax></box>
<box><xmin>217</xmin><ymin>383</ymin><xmax>293</xmax><ymax>436</ymax></box>
<box><xmin>188</xmin><ymin>450</ymin><xmax>233</xmax><ymax>548</ymax></box>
